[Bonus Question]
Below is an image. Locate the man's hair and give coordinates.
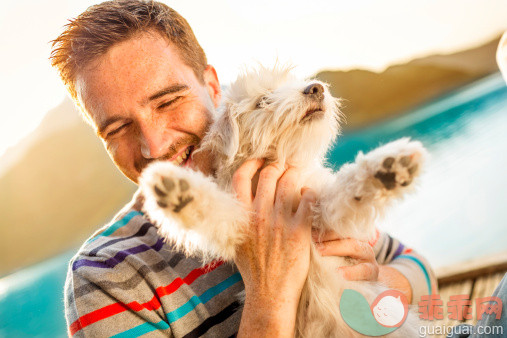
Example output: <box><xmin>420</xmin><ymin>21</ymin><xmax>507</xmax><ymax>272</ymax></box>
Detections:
<box><xmin>50</xmin><ymin>0</ymin><xmax>207</xmax><ymax>106</ymax></box>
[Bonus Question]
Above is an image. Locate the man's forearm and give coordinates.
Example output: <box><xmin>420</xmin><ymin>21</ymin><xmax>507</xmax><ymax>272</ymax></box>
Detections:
<box><xmin>238</xmin><ymin>266</ymin><xmax>413</xmax><ymax>338</ymax></box>
<box><xmin>378</xmin><ymin>265</ymin><xmax>413</xmax><ymax>303</ymax></box>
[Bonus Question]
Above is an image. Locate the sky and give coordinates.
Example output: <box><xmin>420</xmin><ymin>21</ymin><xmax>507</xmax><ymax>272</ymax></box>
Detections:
<box><xmin>0</xmin><ymin>0</ymin><xmax>506</xmax><ymax>159</ymax></box>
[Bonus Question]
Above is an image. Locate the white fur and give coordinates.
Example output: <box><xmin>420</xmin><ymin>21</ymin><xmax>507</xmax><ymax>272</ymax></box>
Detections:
<box><xmin>139</xmin><ymin>65</ymin><xmax>427</xmax><ymax>337</ymax></box>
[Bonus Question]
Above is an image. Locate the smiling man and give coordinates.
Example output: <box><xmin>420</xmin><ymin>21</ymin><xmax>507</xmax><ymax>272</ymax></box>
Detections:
<box><xmin>75</xmin><ymin>30</ymin><xmax>217</xmax><ymax>181</ymax></box>
<box><xmin>51</xmin><ymin>1</ymin><xmax>436</xmax><ymax>337</ymax></box>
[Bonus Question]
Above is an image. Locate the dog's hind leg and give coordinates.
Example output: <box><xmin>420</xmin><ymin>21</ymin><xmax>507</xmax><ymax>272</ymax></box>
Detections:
<box><xmin>139</xmin><ymin>161</ymin><xmax>249</xmax><ymax>261</ymax></box>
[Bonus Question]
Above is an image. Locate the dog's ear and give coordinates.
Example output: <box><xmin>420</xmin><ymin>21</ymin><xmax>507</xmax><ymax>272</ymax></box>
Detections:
<box><xmin>216</xmin><ymin>105</ymin><xmax>241</xmax><ymax>165</ymax></box>
<box><xmin>200</xmin><ymin>103</ymin><xmax>241</xmax><ymax>166</ymax></box>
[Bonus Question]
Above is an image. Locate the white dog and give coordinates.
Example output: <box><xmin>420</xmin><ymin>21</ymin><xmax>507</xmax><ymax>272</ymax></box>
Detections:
<box><xmin>139</xmin><ymin>65</ymin><xmax>426</xmax><ymax>337</ymax></box>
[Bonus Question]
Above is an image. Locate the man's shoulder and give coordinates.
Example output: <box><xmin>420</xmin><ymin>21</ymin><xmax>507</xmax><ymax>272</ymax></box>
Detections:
<box><xmin>70</xmin><ymin>207</ymin><xmax>181</xmax><ymax>278</ymax></box>
<box><xmin>65</xmin><ymin>206</ymin><xmax>243</xmax><ymax>337</ymax></box>
<box><xmin>66</xmin><ymin>205</ymin><xmax>240</xmax><ymax>293</ymax></box>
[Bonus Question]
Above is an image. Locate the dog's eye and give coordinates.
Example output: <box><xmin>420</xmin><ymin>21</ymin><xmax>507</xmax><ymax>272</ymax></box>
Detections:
<box><xmin>256</xmin><ymin>96</ymin><xmax>270</xmax><ymax>109</ymax></box>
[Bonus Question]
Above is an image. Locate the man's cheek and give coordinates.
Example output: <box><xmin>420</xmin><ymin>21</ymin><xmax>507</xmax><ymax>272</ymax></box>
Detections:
<box><xmin>178</xmin><ymin>101</ymin><xmax>215</xmax><ymax>137</ymax></box>
<box><xmin>105</xmin><ymin>139</ymin><xmax>119</xmax><ymax>157</ymax></box>
<box><xmin>106</xmin><ymin>140</ymin><xmax>137</xmax><ymax>175</ymax></box>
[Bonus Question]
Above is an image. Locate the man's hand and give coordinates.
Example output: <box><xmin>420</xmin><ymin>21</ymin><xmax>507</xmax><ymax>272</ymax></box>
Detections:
<box><xmin>313</xmin><ymin>230</ymin><xmax>379</xmax><ymax>281</ymax></box>
<box><xmin>313</xmin><ymin>230</ymin><xmax>413</xmax><ymax>303</ymax></box>
<box><xmin>233</xmin><ymin>159</ymin><xmax>316</xmax><ymax>338</ymax></box>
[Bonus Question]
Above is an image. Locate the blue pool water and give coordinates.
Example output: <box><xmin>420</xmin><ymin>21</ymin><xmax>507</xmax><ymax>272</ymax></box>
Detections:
<box><xmin>0</xmin><ymin>252</ymin><xmax>73</xmax><ymax>337</ymax></box>
<box><xmin>1</xmin><ymin>73</ymin><xmax>506</xmax><ymax>336</ymax></box>
<box><xmin>328</xmin><ymin>73</ymin><xmax>507</xmax><ymax>269</ymax></box>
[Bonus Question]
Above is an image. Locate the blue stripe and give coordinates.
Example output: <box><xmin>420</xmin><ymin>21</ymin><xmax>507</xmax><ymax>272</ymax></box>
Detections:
<box><xmin>72</xmin><ymin>238</ymin><xmax>164</xmax><ymax>271</ymax></box>
<box><xmin>166</xmin><ymin>273</ymin><xmax>242</xmax><ymax>323</ymax></box>
<box><xmin>110</xmin><ymin>319</ymin><xmax>169</xmax><ymax>338</ymax></box>
<box><xmin>167</xmin><ymin>295</ymin><xmax>202</xmax><ymax>323</ymax></box>
<box><xmin>110</xmin><ymin>272</ymin><xmax>242</xmax><ymax>338</ymax></box>
<box><xmin>394</xmin><ymin>254</ymin><xmax>432</xmax><ymax>294</ymax></box>
<box><xmin>87</xmin><ymin>211</ymin><xmax>143</xmax><ymax>243</ymax></box>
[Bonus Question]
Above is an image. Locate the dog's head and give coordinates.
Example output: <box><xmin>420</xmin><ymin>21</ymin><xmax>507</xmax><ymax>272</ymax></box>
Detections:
<box><xmin>201</xmin><ymin>65</ymin><xmax>342</xmax><ymax>169</ymax></box>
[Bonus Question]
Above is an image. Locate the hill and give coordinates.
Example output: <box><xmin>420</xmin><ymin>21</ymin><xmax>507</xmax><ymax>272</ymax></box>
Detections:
<box><xmin>316</xmin><ymin>36</ymin><xmax>502</xmax><ymax>129</ymax></box>
<box><xmin>0</xmin><ymin>99</ymin><xmax>136</xmax><ymax>275</ymax></box>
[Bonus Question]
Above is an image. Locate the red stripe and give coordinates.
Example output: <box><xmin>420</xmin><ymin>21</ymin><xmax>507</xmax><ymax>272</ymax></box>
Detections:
<box><xmin>403</xmin><ymin>248</ymin><xmax>413</xmax><ymax>254</ymax></box>
<box><xmin>69</xmin><ymin>260</ymin><xmax>223</xmax><ymax>336</ymax></box>
<box><xmin>368</xmin><ymin>228</ymin><xmax>380</xmax><ymax>247</ymax></box>
<box><xmin>69</xmin><ymin>302</ymin><xmax>129</xmax><ymax>335</ymax></box>
<box><xmin>156</xmin><ymin>261</ymin><xmax>223</xmax><ymax>299</ymax></box>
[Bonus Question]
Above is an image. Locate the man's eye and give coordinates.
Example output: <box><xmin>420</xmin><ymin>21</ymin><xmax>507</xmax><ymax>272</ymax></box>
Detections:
<box><xmin>107</xmin><ymin>123</ymin><xmax>129</xmax><ymax>137</ymax></box>
<box><xmin>158</xmin><ymin>96</ymin><xmax>182</xmax><ymax>109</ymax></box>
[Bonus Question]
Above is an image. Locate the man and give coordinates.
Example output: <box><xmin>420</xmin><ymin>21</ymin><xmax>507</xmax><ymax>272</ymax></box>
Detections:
<box><xmin>51</xmin><ymin>1</ymin><xmax>436</xmax><ymax>336</ymax></box>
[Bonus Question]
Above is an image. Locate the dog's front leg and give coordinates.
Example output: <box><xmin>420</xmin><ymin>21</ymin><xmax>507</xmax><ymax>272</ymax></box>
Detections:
<box><xmin>139</xmin><ymin>161</ymin><xmax>249</xmax><ymax>261</ymax></box>
<box><xmin>317</xmin><ymin>138</ymin><xmax>426</xmax><ymax>241</ymax></box>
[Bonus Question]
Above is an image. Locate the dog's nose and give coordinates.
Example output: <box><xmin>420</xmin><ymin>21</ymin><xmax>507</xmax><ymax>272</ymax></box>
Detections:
<box><xmin>303</xmin><ymin>83</ymin><xmax>324</xmax><ymax>100</ymax></box>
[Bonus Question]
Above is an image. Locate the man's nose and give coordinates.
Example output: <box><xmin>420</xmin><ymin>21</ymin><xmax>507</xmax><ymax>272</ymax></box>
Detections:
<box><xmin>303</xmin><ymin>83</ymin><xmax>324</xmax><ymax>101</ymax></box>
<box><xmin>138</xmin><ymin>122</ymin><xmax>172</xmax><ymax>159</ymax></box>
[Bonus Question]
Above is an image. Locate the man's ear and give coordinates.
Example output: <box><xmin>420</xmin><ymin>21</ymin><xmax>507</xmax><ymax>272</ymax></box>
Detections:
<box><xmin>203</xmin><ymin>65</ymin><xmax>221</xmax><ymax>108</ymax></box>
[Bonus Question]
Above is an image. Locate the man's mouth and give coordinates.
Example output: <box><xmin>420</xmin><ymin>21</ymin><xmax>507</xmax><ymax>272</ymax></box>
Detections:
<box><xmin>168</xmin><ymin>145</ymin><xmax>194</xmax><ymax>167</ymax></box>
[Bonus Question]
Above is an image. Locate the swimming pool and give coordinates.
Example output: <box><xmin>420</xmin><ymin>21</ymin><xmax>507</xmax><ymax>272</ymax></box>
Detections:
<box><xmin>1</xmin><ymin>73</ymin><xmax>506</xmax><ymax>336</ymax></box>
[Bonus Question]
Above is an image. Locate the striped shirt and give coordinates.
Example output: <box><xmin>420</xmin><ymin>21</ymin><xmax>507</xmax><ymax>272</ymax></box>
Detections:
<box><xmin>65</xmin><ymin>196</ymin><xmax>437</xmax><ymax>337</ymax></box>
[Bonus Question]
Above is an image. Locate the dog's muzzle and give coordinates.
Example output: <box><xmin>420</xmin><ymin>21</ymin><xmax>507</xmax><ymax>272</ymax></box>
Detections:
<box><xmin>301</xmin><ymin>83</ymin><xmax>325</xmax><ymax>122</ymax></box>
<box><xmin>303</xmin><ymin>83</ymin><xmax>324</xmax><ymax>101</ymax></box>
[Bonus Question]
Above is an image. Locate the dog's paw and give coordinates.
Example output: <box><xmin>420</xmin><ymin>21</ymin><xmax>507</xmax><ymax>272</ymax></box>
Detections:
<box><xmin>370</xmin><ymin>138</ymin><xmax>426</xmax><ymax>191</ymax></box>
<box><xmin>352</xmin><ymin>138</ymin><xmax>427</xmax><ymax>198</ymax></box>
<box><xmin>152</xmin><ymin>176</ymin><xmax>194</xmax><ymax>213</ymax></box>
<box><xmin>139</xmin><ymin>161</ymin><xmax>197</xmax><ymax>220</ymax></box>
<box><xmin>374</xmin><ymin>154</ymin><xmax>420</xmax><ymax>190</ymax></box>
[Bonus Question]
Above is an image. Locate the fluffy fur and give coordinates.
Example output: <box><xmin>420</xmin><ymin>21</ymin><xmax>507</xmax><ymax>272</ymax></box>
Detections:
<box><xmin>139</xmin><ymin>65</ymin><xmax>427</xmax><ymax>337</ymax></box>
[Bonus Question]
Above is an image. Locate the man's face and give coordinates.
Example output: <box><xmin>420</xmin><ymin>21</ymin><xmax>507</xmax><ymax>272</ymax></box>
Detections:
<box><xmin>77</xmin><ymin>31</ymin><xmax>221</xmax><ymax>183</ymax></box>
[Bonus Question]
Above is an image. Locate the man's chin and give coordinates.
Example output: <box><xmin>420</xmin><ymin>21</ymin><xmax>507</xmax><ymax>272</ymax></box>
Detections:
<box><xmin>125</xmin><ymin>170</ymin><xmax>141</xmax><ymax>184</ymax></box>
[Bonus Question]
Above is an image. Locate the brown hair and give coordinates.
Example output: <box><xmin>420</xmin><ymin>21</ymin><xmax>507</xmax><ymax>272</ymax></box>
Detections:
<box><xmin>50</xmin><ymin>0</ymin><xmax>207</xmax><ymax>106</ymax></box>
